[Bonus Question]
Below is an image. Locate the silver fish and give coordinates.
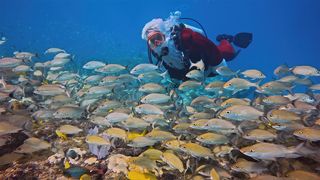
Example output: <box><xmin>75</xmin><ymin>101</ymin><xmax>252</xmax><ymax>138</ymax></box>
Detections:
<box><xmin>140</xmin><ymin>93</ymin><xmax>170</xmax><ymax>104</ymax></box>
<box><xmin>95</xmin><ymin>64</ymin><xmax>126</xmax><ymax>74</ymax></box>
<box><xmin>44</xmin><ymin>47</ymin><xmax>66</xmax><ymax>54</ymax></box>
<box><xmin>240</xmin><ymin>142</ymin><xmax>302</xmax><ymax>160</ymax></box>
<box><xmin>53</xmin><ymin>106</ymin><xmax>84</xmax><ymax>119</ymax></box>
<box><xmin>291</xmin><ymin>65</ymin><xmax>320</xmax><ymax>76</ymax></box>
<box><xmin>130</xmin><ymin>63</ymin><xmax>158</xmax><ymax>75</ymax></box>
<box><xmin>241</xmin><ymin>69</ymin><xmax>266</xmax><ymax>79</ymax></box>
<box><xmin>219</xmin><ymin>105</ymin><xmax>264</xmax><ymax>121</ymax></box>
<box><xmin>216</xmin><ymin>66</ymin><xmax>238</xmax><ymax>76</ymax></box>
<box><xmin>83</xmin><ymin>60</ymin><xmax>105</xmax><ymax>70</ymax></box>
<box><xmin>0</xmin><ymin>58</ymin><xmax>23</xmax><ymax>68</ymax></box>
<box><xmin>134</xmin><ymin>104</ymin><xmax>164</xmax><ymax>115</ymax></box>
<box><xmin>138</xmin><ymin>83</ymin><xmax>166</xmax><ymax>93</ymax></box>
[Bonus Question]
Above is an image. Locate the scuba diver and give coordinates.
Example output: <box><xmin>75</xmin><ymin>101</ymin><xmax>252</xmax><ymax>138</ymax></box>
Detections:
<box><xmin>141</xmin><ymin>11</ymin><xmax>253</xmax><ymax>81</ymax></box>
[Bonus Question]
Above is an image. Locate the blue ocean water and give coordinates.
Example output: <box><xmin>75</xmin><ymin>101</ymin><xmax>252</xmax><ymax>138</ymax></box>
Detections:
<box><xmin>1</xmin><ymin>0</ymin><xmax>319</xmax><ymax>79</ymax></box>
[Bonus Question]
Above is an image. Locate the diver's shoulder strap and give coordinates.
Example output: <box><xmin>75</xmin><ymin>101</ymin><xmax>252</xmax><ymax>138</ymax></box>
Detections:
<box><xmin>170</xmin><ymin>23</ymin><xmax>185</xmax><ymax>51</ymax></box>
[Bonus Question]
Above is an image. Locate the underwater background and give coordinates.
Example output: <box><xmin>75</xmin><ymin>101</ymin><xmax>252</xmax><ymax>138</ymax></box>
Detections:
<box><xmin>0</xmin><ymin>0</ymin><xmax>319</xmax><ymax>78</ymax></box>
<box><xmin>1</xmin><ymin>1</ymin><xmax>320</xmax><ymax>179</ymax></box>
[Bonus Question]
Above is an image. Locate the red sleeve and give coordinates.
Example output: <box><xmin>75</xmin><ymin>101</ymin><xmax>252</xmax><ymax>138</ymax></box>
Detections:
<box><xmin>180</xmin><ymin>28</ymin><xmax>223</xmax><ymax>67</ymax></box>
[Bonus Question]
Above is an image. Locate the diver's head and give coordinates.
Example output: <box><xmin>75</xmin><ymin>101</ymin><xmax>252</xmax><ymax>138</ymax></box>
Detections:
<box><xmin>147</xmin><ymin>31</ymin><xmax>165</xmax><ymax>50</ymax></box>
<box><xmin>141</xmin><ymin>18</ymin><xmax>164</xmax><ymax>40</ymax></box>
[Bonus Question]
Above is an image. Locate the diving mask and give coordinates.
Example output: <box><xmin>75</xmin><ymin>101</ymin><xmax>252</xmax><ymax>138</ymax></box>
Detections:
<box><xmin>147</xmin><ymin>31</ymin><xmax>165</xmax><ymax>50</ymax></box>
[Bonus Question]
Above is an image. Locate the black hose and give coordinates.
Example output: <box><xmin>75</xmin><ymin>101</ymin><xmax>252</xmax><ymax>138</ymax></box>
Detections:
<box><xmin>147</xmin><ymin>42</ymin><xmax>154</xmax><ymax>64</ymax></box>
<box><xmin>179</xmin><ymin>17</ymin><xmax>208</xmax><ymax>38</ymax></box>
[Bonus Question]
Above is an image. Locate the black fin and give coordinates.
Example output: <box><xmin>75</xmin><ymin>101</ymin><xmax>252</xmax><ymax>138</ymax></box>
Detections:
<box><xmin>233</xmin><ymin>32</ymin><xmax>253</xmax><ymax>48</ymax></box>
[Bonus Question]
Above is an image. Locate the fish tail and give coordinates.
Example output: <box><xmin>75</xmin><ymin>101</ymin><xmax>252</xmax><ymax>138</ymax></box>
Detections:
<box><xmin>189</xmin><ymin>60</ymin><xmax>195</xmax><ymax>69</ymax></box>
<box><xmin>294</xmin><ymin>142</ymin><xmax>308</xmax><ymax>155</ymax></box>
<box><xmin>65</xmin><ymin>88</ymin><xmax>71</xmax><ymax>98</ymax></box>
<box><xmin>234</xmin><ymin>69</ymin><xmax>241</xmax><ymax>78</ymax></box>
<box><xmin>0</xmin><ymin>75</ymin><xmax>6</xmax><ymax>88</ymax></box>
<box><xmin>287</xmin><ymin>85</ymin><xmax>295</xmax><ymax>96</ymax></box>
<box><xmin>160</xmin><ymin>70</ymin><xmax>168</xmax><ymax>79</ymax></box>
<box><xmin>250</xmin><ymin>80</ymin><xmax>261</xmax><ymax>89</ymax></box>
<box><xmin>256</xmin><ymin>79</ymin><xmax>263</xmax><ymax>85</ymax></box>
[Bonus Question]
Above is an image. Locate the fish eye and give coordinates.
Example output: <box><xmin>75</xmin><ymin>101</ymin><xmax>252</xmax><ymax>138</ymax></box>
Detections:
<box><xmin>226</xmin><ymin>111</ymin><xmax>231</xmax><ymax>114</ymax></box>
<box><xmin>269</xmin><ymin>114</ymin><xmax>273</xmax><ymax>117</ymax></box>
<box><xmin>228</xmin><ymin>83</ymin><xmax>232</xmax><ymax>86</ymax></box>
<box><xmin>250</xmin><ymin>149</ymin><xmax>254</xmax><ymax>152</ymax></box>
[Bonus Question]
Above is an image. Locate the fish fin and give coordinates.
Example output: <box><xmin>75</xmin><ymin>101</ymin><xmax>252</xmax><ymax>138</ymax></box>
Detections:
<box><xmin>289</xmin><ymin>66</ymin><xmax>295</xmax><ymax>73</ymax></box>
<box><xmin>64</xmin><ymin>160</ymin><xmax>71</xmax><ymax>169</ymax></box>
<box><xmin>189</xmin><ymin>59</ymin><xmax>204</xmax><ymax>71</ymax></box>
<box><xmin>305</xmin><ymin>90</ymin><xmax>315</xmax><ymax>99</ymax></box>
<box><xmin>199</xmin><ymin>59</ymin><xmax>205</xmax><ymax>71</ymax></box>
<box><xmin>294</xmin><ymin>142</ymin><xmax>305</xmax><ymax>154</ymax></box>
<box><xmin>110</xmin><ymin>138</ymin><xmax>116</xmax><ymax>148</ymax></box>
<box><xmin>86</xmin><ymin>104</ymin><xmax>91</xmax><ymax>114</ymax></box>
<box><xmin>249</xmin><ymin>81</ymin><xmax>261</xmax><ymax>89</ymax></box>
<box><xmin>0</xmin><ymin>75</ymin><xmax>6</xmax><ymax>88</ymax></box>
<box><xmin>160</xmin><ymin>70</ymin><xmax>168</xmax><ymax>79</ymax></box>
<box><xmin>151</xmin><ymin>122</ymin><xmax>156</xmax><ymax>129</ymax></box>
<box><xmin>195</xmin><ymin>164</ymin><xmax>207</xmax><ymax>173</ymax></box>
<box><xmin>55</xmin><ymin>130</ymin><xmax>67</xmax><ymax>140</ymax></box>
<box><xmin>141</xmin><ymin>129</ymin><xmax>147</xmax><ymax>136</ymax></box>
<box><xmin>131</xmin><ymin>107</ymin><xmax>137</xmax><ymax>116</ymax></box>
<box><xmin>65</xmin><ymin>89</ymin><xmax>71</xmax><ymax>98</ymax></box>
<box><xmin>255</xmin><ymin>87</ymin><xmax>263</xmax><ymax>94</ymax></box>
<box><xmin>231</xmin><ymin>89</ymin><xmax>239</xmax><ymax>95</ymax></box>
<box><xmin>237</xmin><ymin>125</ymin><xmax>244</xmax><ymax>135</ymax></box>
<box><xmin>256</xmin><ymin>79</ymin><xmax>263</xmax><ymax>85</ymax></box>
<box><xmin>287</xmin><ymin>86</ymin><xmax>295</xmax><ymax>96</ymax></box>
<box><xmin>125</xmin><ymin>65</ymin><xmax>129</xmax><ymax>71</ymax></box>
<box><xmin>234</xmin><ymin>69</ymin><xmax>241</xmax><ymax>78</ymax></box>
<box><xmin>189</xmin><ymin>60</ymin><xmax>196</xmax><ymax>69</ymax></box>
<box><xmin>283</xmin><ymin>62</ymin><xmax>289</xmax><ymax>68</ymax></box>
<box><xmin>260</xmin><ymin>116</ymin><xmax>271</xmax><ymax>125</ymax></box>
<box><xmin>8</xmin><ymin>88</ymin><xmax>17</xmax><ymax>98</ymax></box>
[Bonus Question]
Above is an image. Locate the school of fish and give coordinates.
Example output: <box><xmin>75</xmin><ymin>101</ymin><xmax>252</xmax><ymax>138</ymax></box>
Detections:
<box><xmin>0</xmin><ymin>47</ymin><xmax>320</xmax><ymax>180</ymax></box>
